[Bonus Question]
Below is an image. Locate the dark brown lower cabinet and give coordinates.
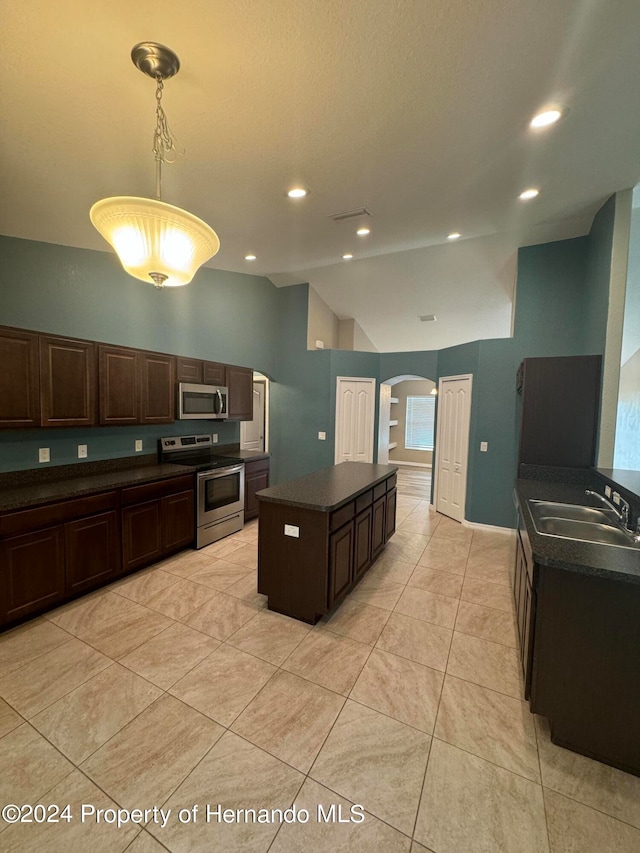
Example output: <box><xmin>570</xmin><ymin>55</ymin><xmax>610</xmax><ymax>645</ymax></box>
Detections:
<box><xmin>0</xmin><ymin>526</ymin><xmax>65</xmax><ymax>623</ymax></box>
<box><xmin>513</xmin><ymin>524</ymin><xmax>536</xmax><ymax>700</ymax></box>
<box><xmin>65</xmin><ymin>510</ymin><xmax>120</xmax><ymax>594</ymax></box>
<box><xmin>121</xmin><ymin>477</ymin><xmax>195</xmax><ymax>573</ymax></box>
<box><xmin>162</xmin><ymin>490</ymin><xmax>196</xmax><ymax>552</ymax></box>
<box><xmin>371</xmin><ymin>495</ymin><xmax>386</xmax><ymax>560</ymax></box>
<box><xmin>244</xmin><ymin>457</ymin><xmax>270</xmax><ymax>521</ymax></box>
<box><xmin>385</xmin><ymin>488</ymin><xmax>397</xmax><ymax>539</ymax></box>
<box><xmin>122</xmin><ymin>501</ymin><xmax>163</xmax><ymax>573</ymax></box>
<box><xmin>329</xmin><ymin>521</ymin><xmax>354</xmax><ymax>605</ymax></box>
<box><xmin>0</xmin><ymin>474</ymin><xmax>195</xmax><ymax>631</ymax></box>
<box><xmin>354</xmin><ymin>507</ymin><xmax>372</xmax><ymax>582</ymax></box>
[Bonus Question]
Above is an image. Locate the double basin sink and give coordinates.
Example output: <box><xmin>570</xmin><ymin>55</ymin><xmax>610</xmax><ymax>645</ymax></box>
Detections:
<box><xmin>528</xmin><ymin>500</ymin><xmax>640</xmax><ymax>549</ymax></box>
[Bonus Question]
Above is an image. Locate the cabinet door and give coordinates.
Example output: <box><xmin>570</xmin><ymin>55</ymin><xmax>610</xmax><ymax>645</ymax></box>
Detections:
<box><xmin>385</xmin><ymin>488</ymin><xmax>397</xmax><ymax>541</ymax></box>
<box><xmin>329</xmin><ymin>521</ymin><xmax>354</xmax><ymax>607</ymax></box>
<box><xmin>65</xmin><ymin>510</ymin><xmax>120</xmax><ymax>594</ymax></box>
<box><xmin>244</xmin><ymin>460</ymin><xmax>270</xmax><ymax>521</ymax></box>
<box><xmin>354</xmin><ymin>507</ymin><xmax>372</xmax><ymax>581</ymax></box>
<box><xmin>203</xmin><ymin>361</ymin><xmax>227</xmax><ymax>386</ymax></box>
<box><xmin>121</xmin><ymin>501</ymin><xmax>162</xmax><ymax>573</ymax></box>
<box><xmin>0</xmin><ymin>526</ymin><xmax>65</xmax><ymax>624</ymax></box>
<box><xmin>99</xmin><ymin>345</ymin><xmax>140</xmax><ymax>425</ymax></box>
<box><xmin>140</xmin><ymin>352</ymin><xmax>175</xmax><ymax>424</ymax></box>
<box><xmin>0</xmin><ymin>327</ymin><xmax>40</xmax><ymax>428</ymax></box>
<box><xmin>371</xmin><ymin>496</ymin><xmax>386</xmax><ymax>559</ymax></box>
<box><xmin>161</xmin><ymin>490</ymin><xmax>195</xmax><ymax>554</ymax></box>
<box><xmin>176</xmin><ymin>357</ymin><xmax>204</xmax><ymax>384</ymax></box>
<box><xmin>227</xmin><ymin>365</ymin><xmax>254</xmax><ymax>420</ymax></box>
<box><xmin>39</xmin><ymin>335</ymin><xmax>96</xmax><ymax>427</ymax></box>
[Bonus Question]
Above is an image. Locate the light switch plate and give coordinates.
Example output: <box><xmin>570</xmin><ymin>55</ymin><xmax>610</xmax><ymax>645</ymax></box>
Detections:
<box><xmin>284</xmin><ymin>524</ymin><xmax>300</xmax><ymax>538</ymax></box>
<box><xmin>318</xmin><ymin>431</ymin><xmax>326</xmax><ymax>440</ymax></box>
<box><xmin>39</xmin><ymin>447</ymin><xmax>50</xmax><ymax>463</ymax></box>
<box><xmin>135</xmin><ymin>439</ymin><xmax>143</xmax><ymax>452</ymax></box>
<box><xmin>77</xmin><ymin>444</ymin><xmax>88</xmax><ymax>459</ymax></box>
<box><xmin>480</xmin><ymin>441</ymin><xmax>488</xmax><ymax>452</ymax></box>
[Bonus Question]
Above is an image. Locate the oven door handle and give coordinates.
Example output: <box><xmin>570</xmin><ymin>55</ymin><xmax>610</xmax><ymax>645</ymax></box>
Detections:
<box><xmin>197</xmin><ymin>464</ymin><xmax>244</xmax><ymax>481</ymax></box>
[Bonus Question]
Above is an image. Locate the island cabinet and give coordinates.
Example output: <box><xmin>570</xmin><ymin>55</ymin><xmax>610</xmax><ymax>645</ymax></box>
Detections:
<box><xmin>257</xmin><ymin>462</ymin><xmax>397</xmax><ymax>624</ymax></box>
<box><xmin>513</xmin><ymin>507</ymin><xmax>536</xmax><ymax>700</ymax></box>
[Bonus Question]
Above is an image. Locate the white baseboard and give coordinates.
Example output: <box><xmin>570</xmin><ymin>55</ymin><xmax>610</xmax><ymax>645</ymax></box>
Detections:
<box><xmin>392</xmin><ymin>461</ymin><xmax>433</xmax><ymax>469</ymax></box>
<box><xmin>461</xmin><ymin>520</ymin><xmax>516</xmax><ymax>533</ymax></box>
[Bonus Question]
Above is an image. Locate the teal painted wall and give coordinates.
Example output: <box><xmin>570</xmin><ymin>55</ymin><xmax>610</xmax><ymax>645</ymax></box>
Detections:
<box><xmin>0</xmin><ymin>194</ymin><xmax>615</xmax><ymax>521</ymax></box>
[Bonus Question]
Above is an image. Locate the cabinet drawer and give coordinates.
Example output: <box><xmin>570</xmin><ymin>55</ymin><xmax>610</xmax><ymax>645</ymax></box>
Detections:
<box><xmin>373</xmin><ymin>482</ymin><xmax>387</xmax><ymax>502</ymax></box>
<box><xmin>244</xmin><ymin>457</ymin><xmax>270</xmax><ymax>475</ymax></box>
<box><xmin>121</xmin><ymin>474</ymin><xmax>194</xmax><ymax>507</ymax></box>
<box><xmin>386</xmin><ymin>473</ymin><xmax>397</xmax><ymax>491</ymax></box>
<box><xmin>0</xmin><ymin>491</ymin><xmax>119</xmax><ymax>537</ymax></box>
<box><xmin>330</xmin><ymin>501</ymin><xmax>355</xmax><ymax>531</ymax></box>
<box><xmin>355</xmin><ymin>489</ymin><xmax>373</xmax><ymax>514</ymax></box>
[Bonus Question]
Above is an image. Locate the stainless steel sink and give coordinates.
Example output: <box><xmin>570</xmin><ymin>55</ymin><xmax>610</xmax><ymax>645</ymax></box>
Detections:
<box><xmin>527</xmin><ymin>500</ymin><xmax>640</xmax><ymax>549</ymax></box>
<box><xmin>528</xmin><ymin>500</ymin><xmax>617</xmax><ymax>525</ymax></box>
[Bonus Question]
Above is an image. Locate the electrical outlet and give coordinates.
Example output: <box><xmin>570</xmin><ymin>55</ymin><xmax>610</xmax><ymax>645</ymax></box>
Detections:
<box><xmin>480</xmin><ymin>441</ymin><xmax>488</xmax><ymax>452</ymax></box>
<box><xmin>284</xmin><ymin>524</ymin><xmax>300</xmax><ymax>538</ymax></box>
<box><xmin>39</xmin><ymin>447</ymin><xmax>50</xmax><ymax>463</ymax></box>
<box><xmin>315</xmin><ymin>340</ymin><xmax>325</xmax><ymax>349</ymax></box>
<box><xmin>135</xmin><ymin>439</ymin><xmax>143</xmax><ymax>452</ymax></box>
<box><xmin>212</xmin><ymin>434</ymin><xmax>218</xmax><ymax>443</ymax></box>
<box><xmin>318</xmin><ymin>431</ymin><xmax>326</xmax><ymax>440</ymax></box>
<box><xmin>604</xmin><ymin>485</ymin><xmax>612</xmax><ymax>498</ymax></box>
<box><xmin>77</xmin><ymin>444</ymin><xmax>88</xmax><ymax>459</ymax></box>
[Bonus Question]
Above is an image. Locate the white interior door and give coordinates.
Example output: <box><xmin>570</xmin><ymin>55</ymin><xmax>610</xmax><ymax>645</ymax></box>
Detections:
<box><xmin>240</xmin><ymin>380</ymin><xmax>266</xmax><ymax>451</ymax></box>
<box><xmin>335</xmin><ymin>377</ymin><xmax>376</xmax><ymax>463</ymax></box>
<box><xmin>435</xmin><ymin>375</ymin><xmax>472</xmax><ymax>522</ymax></box>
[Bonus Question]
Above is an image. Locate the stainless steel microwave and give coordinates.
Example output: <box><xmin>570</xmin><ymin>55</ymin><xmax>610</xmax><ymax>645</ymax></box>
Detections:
<box><xmin>177</xmin><ymin>382</ymin><xmax>228</xmax><ymax>419</ymax></box>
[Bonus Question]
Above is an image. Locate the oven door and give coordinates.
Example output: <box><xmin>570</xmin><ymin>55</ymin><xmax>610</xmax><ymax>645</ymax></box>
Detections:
<box><xmin>197</xmin><ymin>464</ymin><xmax>245</xmax><ymax>525</ymax></box>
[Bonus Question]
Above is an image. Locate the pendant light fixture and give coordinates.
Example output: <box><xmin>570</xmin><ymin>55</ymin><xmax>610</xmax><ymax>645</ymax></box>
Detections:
<box><xmin>90</xmin><ymin>42</ymin><xmax>220</xmax><ymax>288</ymax></box>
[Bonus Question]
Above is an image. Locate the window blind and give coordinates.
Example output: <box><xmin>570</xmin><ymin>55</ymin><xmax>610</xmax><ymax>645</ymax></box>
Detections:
<box><xmin>405</xmin><ymin>395</ymin><xmax>435</xmax><ymax>451</ymax></box>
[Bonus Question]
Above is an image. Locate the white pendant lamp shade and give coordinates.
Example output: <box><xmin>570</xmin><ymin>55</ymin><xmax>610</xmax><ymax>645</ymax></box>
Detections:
<box><xmin>90</xmin><ymin>196</ymin><xmax>220</xmax><ymax>287</ymax></box>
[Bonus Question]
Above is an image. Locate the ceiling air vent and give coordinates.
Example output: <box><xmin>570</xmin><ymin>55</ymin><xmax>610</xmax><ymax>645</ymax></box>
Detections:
<box><xmin>419</xmin><ymin>314</ymin><xmax>437</xmax><ymax>322</ymax></box>
<box><xmin>329</xmin><ymin>207</ymin><xmax>371</xmax><ymax>222</ymax></box>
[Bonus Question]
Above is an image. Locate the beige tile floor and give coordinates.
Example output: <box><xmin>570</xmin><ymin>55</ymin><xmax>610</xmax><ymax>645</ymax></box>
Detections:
<box><xmin>1</xmin><ymin>474</ymin><xmax>640</xmax><ymax>851</ymax></box>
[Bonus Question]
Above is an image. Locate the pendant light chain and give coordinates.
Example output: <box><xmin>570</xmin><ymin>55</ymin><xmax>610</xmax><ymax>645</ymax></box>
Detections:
<box><xmin>152</xmin><ymin>76</ymin><xmax>177</xmax><ymax>200</ymax></box>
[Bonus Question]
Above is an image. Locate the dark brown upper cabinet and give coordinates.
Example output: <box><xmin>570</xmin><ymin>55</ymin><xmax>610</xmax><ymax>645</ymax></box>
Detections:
<box><xmin>98</xmin><ymin>345</ymin><xmax>140</xmax><ymax>425</ymax></box>
<box><xmin>176</xmin><ymin>357</ymin><xmax>227</xmax><ymax>387</ymax></box>
<box><xmin>0</xmin><ymin>328</ymin><xmax>40</xmax><ymax>428</ymax></box>
<box><xmin>39</xmin><ymin>336</ymin><xmax>97</xmax><ymax>428</ymax></box>
<box><xmin>203</xmin><ymin>361</ymin><xmax>227</xmax><ymax>386</ymax></box>
<box><xmin>518</xmin><ymin>355</ymin><xmax>602</xmax><ymax>468</ymax></box>
<box><xmin>227</xmin><ymin>364</ymin><xmax>254</xmax><ymax>420</ymax></box>
<box><xmin>140</xmin><ymin>352</ymin><xmax>175</xmax><ymax>424</ymax></box>
<box><xmin>176</xmin><ymin>357</ymin><xmax>203</xmax><ymax>383</ymax></box>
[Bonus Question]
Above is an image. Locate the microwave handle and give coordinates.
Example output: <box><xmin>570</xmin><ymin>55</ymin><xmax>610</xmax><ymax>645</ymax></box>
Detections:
<box><xmin>216</xmin><ymin>389</ymin><xmax>223</xmax><ymax>415</ymax></box>
<box><xmin>217</xmin><ymin>389</ymin><xmax>227</xmax><ymax>416</ymax></box>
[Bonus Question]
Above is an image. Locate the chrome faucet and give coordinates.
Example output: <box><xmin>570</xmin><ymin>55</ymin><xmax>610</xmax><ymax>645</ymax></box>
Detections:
<box><xmin>585</xmin><ymin>489</ymin><xmax>630</xmax><ymax>529</ymax></box>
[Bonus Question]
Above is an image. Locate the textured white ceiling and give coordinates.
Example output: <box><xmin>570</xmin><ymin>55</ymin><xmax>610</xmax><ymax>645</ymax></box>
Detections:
<box><xmin>1</xmin><ymin>0</ymin><xmax>639</xmax><ymax>351</ymax></box>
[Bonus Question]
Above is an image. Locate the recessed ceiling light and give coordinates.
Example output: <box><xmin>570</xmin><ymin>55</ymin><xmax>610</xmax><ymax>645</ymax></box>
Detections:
<box><xmin>356</xmin><ymin>227</ymin><xmax>370</xmax><ymax>236</ymax></box>
<box><xmin>519</xmin><ymin>188</ymin><xmax>540</xmax><ymax>200</ymax></box>
<box><xmin>244</xmin><ymin>254</ymin><xmax>256</xmax><ymax>261</ymax></box>
<box><xmin>447</xmin><ymin>232</ymin><xmax>461</xmax><ymax>240</ymax></box>
<box><xmin>342</xmin><ymin>253</ymin><xmax>353</xmax><ymax>260</ymax></box>
<box><xmin>287</xmin><ymin>187</ymin><xmax>308</xmax><ymax>198</ymax></box>
<box><xmin>530</xmin><ymin>108</ymin><xmax>563</xmax><ymax>128</ymax></box>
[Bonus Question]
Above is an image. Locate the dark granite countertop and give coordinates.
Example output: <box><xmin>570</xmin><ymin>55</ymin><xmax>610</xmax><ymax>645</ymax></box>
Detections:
<box><xmin>0</xmin><ymin>461</ymin><xmax>196</xmax><ymax>512</ymax></box>
<box><xmin>256</xmin><ymin>462</ymin><xmax>397</xmax><ymax>511</ymax></box>
<box><xmin>515</xmin><ymin>478</ymin><xmax>640</xmax><ymax>585</ymax></box>
<box><xmin>211</xmin><ymin>445</ymin><xmax>270</xmax><ymax>463</ymax></box>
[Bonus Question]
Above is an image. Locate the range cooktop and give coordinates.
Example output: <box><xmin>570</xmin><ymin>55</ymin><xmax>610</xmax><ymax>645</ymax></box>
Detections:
<box><xmin>159</xmin><ymin>434</ymin><xmax>243</xmax><ymax>472</ymax></box>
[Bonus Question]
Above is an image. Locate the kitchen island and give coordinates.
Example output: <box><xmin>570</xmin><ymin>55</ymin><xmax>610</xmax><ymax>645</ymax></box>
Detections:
<box><xmin>257</xmin><ymin>462</ymin><xmax>397</xmax><ymax>624</ymax></box>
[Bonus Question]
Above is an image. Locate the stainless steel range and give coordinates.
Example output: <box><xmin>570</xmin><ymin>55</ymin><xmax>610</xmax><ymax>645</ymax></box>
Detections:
<box><xmin>159</xmin><ymin>434</ymin><xmax>244</xmax><ymax>548</ymax></box>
